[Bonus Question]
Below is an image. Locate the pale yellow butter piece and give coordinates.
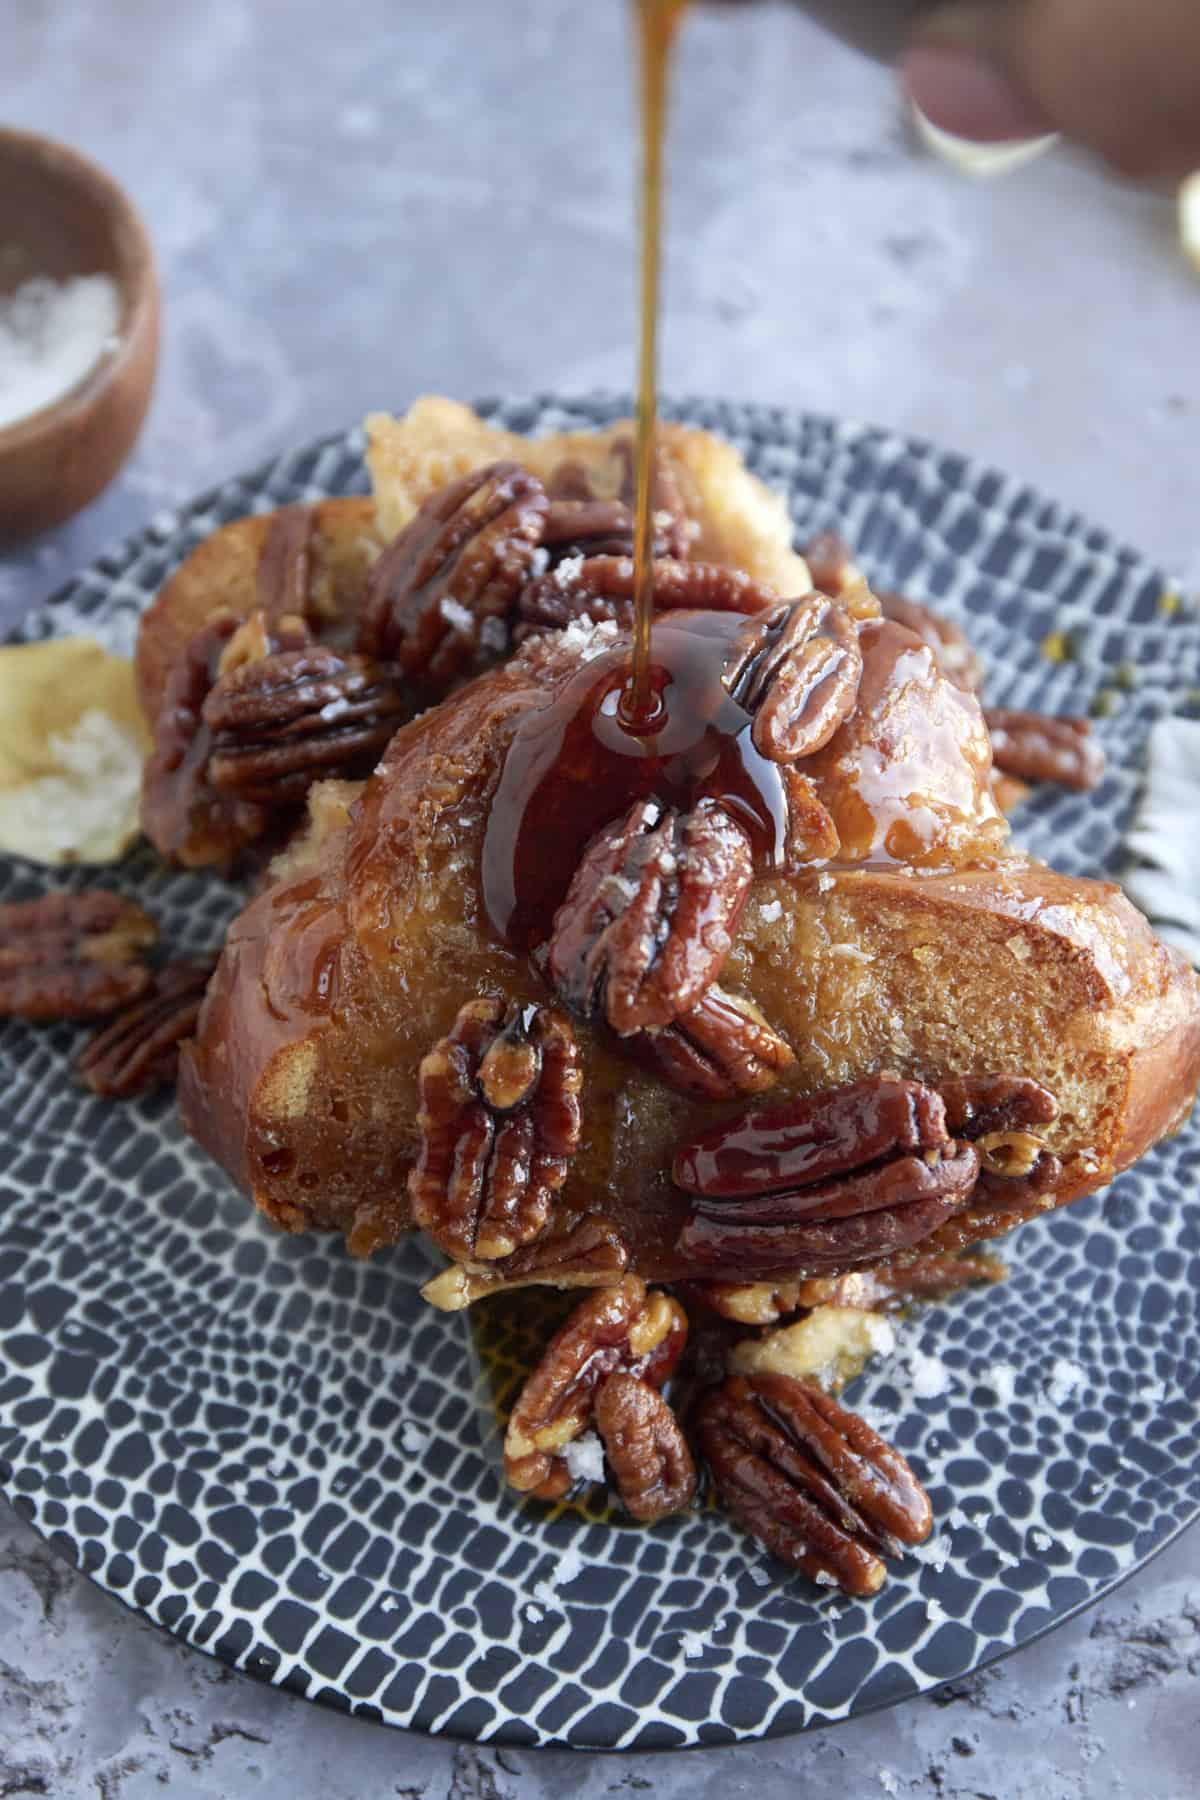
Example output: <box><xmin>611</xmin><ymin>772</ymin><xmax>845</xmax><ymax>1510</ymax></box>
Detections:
<box><xmin>0</xmin><ymin>637</ymin><xmax>150</xmax><ymax>866</ymax></box>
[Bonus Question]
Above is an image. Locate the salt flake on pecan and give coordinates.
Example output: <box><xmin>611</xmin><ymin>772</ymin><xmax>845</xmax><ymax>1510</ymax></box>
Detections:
<box><xmin>724</xmin><ymin>595</ymin><xmax>864</xmax><ymax>763</ymax></box>
<box><xmin>696</xmin><ymin>1371</ymin><xmax>932</xmax><ymax>1595</ymax></box>
<box><xmin>204</xmin><ymin>643</ymin><xmax>407</xmax><ymax>802</ymax></box>
<box><xmin>548</xmin><ymin>796</ymin><xmax>753</xmax><ymax>1036</ymax></box>
<box><xmin>516</xmin><ymin>553</ymin><xmax>777</xmax><ymax>642</ymax></box>
<box><xmin>358</xmin><ymin>461</ymin><xmax>548</xmax><ymax>690</ymax></box>
<box><xmin>0</xmin><ymin>891</ymin><xmax>158</xmax><ymax>1022</ymax></box>
<box><xmin>410</xmin><ymin>998</ymin><xmax>582</xmax><ymax>1264</ymax></box>
<box><xmin>503</xmin><ymin>1274</ymin><xmax>688</xmax><ymax>1501</ymax></box>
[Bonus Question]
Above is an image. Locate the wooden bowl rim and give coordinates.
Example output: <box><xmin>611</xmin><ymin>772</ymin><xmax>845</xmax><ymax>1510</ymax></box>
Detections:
<box><xmin>0</xmin><ymin>125</ymin><xmax>158</xmax><ymax>453</ymax></box>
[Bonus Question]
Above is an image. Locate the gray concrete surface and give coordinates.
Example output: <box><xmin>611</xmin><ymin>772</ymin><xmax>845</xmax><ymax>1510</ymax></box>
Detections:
<box><xmin>1</xmin><ymin>1</ymin><xmax>1198</xmax><ymax>1793</ymax></box>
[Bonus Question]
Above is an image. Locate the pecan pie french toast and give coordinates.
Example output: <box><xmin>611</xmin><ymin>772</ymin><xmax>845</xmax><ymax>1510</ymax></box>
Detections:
<box><xmin>111</xmin><ymin>399</ymin><xmax>1200</xmax><ymax>1590</ymax></box>
<box><xmin>173</xmin><ymin>410</ymin><xmax>1200</xmax><ymax>1281</ymax></box>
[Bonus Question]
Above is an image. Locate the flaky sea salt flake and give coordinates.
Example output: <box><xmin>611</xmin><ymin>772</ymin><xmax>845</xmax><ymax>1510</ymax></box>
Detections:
<box><xmin>981</xmin><ymin>1362</ymin><xmax>1017</xmax><ymax>1407</ymax></box>
<box><xmin>439</xmin><ymin>597</ymin><xmax>474</xmax><ymax>633</ymax></box>
<box><xmin>561</xmin><ymin>1432</ymin><xmax>606</xmax><ymax>1486</ymax></box>
<box><xmin>907</xmin><ymin>1348</ymin><xmax>951</xmax><ymax>1400</ymax></box>
<box><xmin>1045</xmin><ymin>1358</ymin><xmax>1084</xmax><ymax>1408</ymax></box>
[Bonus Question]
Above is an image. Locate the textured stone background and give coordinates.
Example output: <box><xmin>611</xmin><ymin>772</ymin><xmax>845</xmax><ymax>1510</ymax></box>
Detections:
<box><xmin>1</xmin><ymin>1</ymin><xmax>1198</xmax><ymax>1794</ymax></box>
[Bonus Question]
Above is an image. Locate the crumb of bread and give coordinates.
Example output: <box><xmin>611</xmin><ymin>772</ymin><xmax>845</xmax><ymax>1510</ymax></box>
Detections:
<box><xmin>259</xmin><ymin>1040</ymin><xmax>319</xmax><ymax>1121</ymax></box>
<box><xmin>399</xmin><ymin>1419</ymin><xmax>430</xmax><ymax>1454</ymax></box>
<box><xmin>731</xmin><ymin>1305</ymin><xmax>896</xmax><ymax>1392</ymax></box>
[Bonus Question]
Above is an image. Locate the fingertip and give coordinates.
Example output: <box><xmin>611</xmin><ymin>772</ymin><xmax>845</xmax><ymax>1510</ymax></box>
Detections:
<box><xmin>900</xmin><ymin>44</ymin><xmax>1052</xmax><ymax>145</ymax></box>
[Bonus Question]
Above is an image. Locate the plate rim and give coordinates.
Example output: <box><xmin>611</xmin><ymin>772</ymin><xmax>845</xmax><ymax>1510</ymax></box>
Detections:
<box><xmin>1</xmin><ymin>392</ymin><xmax>1196</xmax><ymax>1753</ymax></box>
<box><xmin>2</xmin><ymin>1479</ymin><xmax>1195</xmax><ymax>1756</ymax></box>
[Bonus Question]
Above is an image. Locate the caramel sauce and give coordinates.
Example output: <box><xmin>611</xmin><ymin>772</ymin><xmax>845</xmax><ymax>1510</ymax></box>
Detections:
<box><xmin>483</xmin><ymin>611</ymin><xmax>789</xmax><ymax>948</ymax></box>
<box><xmin>624</xmin><ymin>0</ymin><xmax>689</xmax><ymax>731</ymax></box>
<box><xmin>258</xmin><ymin>876</ymin><xmax>347</xmax><ymax>1024</ymax></box>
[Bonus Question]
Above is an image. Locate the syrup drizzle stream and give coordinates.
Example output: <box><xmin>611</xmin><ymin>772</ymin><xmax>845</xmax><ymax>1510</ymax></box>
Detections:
<box><xmin>482</xmin><ymin>0</ymin><xmax>800</xmax><ymax>952</ymax></box>
<box><xmin>624</xmin><ymin>0</ymin><xmax>689</xmax><ymax>734</ymax></box>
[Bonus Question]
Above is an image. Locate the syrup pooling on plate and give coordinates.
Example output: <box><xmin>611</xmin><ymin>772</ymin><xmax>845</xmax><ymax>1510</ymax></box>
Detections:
<box><xmin>482</xmin><ymin>611</ymin><xmax>790</xmax><ymax>948</ymax></box>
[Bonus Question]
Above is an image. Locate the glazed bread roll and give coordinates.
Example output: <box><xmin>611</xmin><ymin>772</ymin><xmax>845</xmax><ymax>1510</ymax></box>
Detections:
<box><xmin>178</xmin><ymin>613</ymin><xmax>1200</xmax><ymax>1291</ymax></box>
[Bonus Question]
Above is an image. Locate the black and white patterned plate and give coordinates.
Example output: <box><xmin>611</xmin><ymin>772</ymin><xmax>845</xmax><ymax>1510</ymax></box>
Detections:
<box><xmin>1</xmin><ymin>396</ymin><xmax>1198</xmax><ymax>1751</ymax></box>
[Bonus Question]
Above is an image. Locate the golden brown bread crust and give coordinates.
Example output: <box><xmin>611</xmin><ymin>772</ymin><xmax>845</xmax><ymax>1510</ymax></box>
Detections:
<box><xmin>135</xmin><ymin>405</ymin><xmax>809</xmax><ymax>869</ymax></box>
<box><xmin>179</xmin><ymin>620</ymin><xmax>1200</xmax><ymax>1280</ymax></box>
<box><xmin>135</xmin><ymin>497</ymin><xmax>382</xmax><ymax>726</ymax></box>
<box><xmin>140</xmin><ymin>401</ymin><xmax>808</xmax><ymax>739</ymax></box>
<box><xmin>365</xmin><ymin>398</ymin><xmax>812</xmax><ymax>596</ymax></box>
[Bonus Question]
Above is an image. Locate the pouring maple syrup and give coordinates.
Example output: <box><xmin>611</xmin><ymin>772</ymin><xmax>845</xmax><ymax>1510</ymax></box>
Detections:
<box><xmin>482</xmin><ymin>0</ymin><xmax>799</xmax><ymax>947</ymax></box>
<box><xmin>621</xmin><ymin>0</ymin><xmax>689</xmax><ymax>735</ymax></box>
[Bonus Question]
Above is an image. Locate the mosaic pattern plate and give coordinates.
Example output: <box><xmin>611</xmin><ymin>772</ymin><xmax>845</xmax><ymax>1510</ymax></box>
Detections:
<box><xmin>1</xmin><ymin>395</ymin><xmax>1198</xmax><ymax>1750</ymax></box>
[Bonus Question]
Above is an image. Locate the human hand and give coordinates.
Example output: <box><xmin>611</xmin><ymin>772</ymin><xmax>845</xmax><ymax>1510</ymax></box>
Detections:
<box><xmin>901</xmin><ymin>0</ymin><xmax>1200</xmax><ymax>182</ymax></box>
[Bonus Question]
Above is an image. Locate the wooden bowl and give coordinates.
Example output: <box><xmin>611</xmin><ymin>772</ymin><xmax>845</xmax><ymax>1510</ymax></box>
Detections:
<box><xmin>0</xmin><ymin>127</ymin><xmax>160</xmax><ymax>540</ymax></box>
